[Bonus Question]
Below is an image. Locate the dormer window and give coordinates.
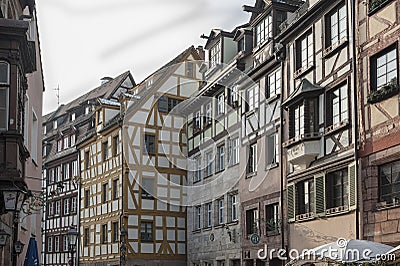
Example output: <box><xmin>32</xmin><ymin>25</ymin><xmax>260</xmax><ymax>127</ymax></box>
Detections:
<box><xmin>255</xmin><ymin>15</ymin><xmax>272</xmax><ymax>46</ymax></box>
<box><xmin>210</xmin><ymin>41</ymin><xmax>221</xmax><ymax>67</ymax></box>
<box><xmin>71</xmin><ymin>113</ymin><xmax>76</xmax><ymax>121</ymax></box>
<box><xmin>53</xmin><ymin>120</ymin><xmax>58</xmax><ymax>130</ymax></box>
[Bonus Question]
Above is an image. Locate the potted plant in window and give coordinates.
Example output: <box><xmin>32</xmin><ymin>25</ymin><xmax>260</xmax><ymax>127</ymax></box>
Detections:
<box><xmin>367</xmin><ymin>78</ymin><xmax>399</xmax><ymax>104</ymax></box>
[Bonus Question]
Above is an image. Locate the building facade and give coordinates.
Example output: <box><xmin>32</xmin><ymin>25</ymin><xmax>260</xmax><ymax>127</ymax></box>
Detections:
<box><xmin>185</xmin><ymin>27</ymin><xmax>249</xmax><ymax>266</ymax></box>
<box><xmin>356</xmin><ymin>0</ymin><xmax>400</xmax><ymax>246</ymax></box>
<box><xmin>0</xmin><ymin>0</ymin><xmax>44</xmax><ymax>265</ymax></box>
<box><xmin>77</xmin><ymin>73</ymin><xmax>135</xmax><ymax>266</ymax></box>
<box><xmin>280</xmin><ymin>0</ymin><xmax>358</xmax><ymax>252</ymax></box>
<box><xmin>42</xmin><ymin>72</ymin><xmax>135</xmax><ymax>266</ymax></box>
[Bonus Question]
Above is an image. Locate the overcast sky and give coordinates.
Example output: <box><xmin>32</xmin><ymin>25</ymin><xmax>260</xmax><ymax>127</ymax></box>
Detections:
<box><xmin>36</xmin><ymin>0</ymin><xmax>254</xmax><ymax>115</ymax></box>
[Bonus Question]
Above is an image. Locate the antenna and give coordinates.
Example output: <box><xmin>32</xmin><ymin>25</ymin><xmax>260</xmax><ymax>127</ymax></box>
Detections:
<box><xmin>54</xmin><ymin>85</ymin><xmax>60</xmax><ymax>106</ymax></box>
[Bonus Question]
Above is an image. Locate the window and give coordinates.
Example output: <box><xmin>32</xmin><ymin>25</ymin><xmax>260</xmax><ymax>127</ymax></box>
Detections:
<box><xmin>144</xmin><ymin>134</ymin><xmax>156</xmax><ymax>155</ymax></box>
<box><xmin>70</xmin><ymin>134</ymin><xmax>76</xmax><ymax>146</ymax></box>
<box><xmin>71</xmin><ymin>197</ymin><xmax>77</xmax><ymax>213</ymax></box>
<box><xmin>296</xmin><ymin>31</ymin><xmax>314</xmax><ymax>70</ymax></box>
<box><xmin>55</xmin><ymin>200</ymin><xmax>61</xmax><ymax>215</ymax></box>
<box><xmin>195</xmin><ymin>206</ymin><xmax>201</xmax><ymax>229</ymax></box>
<box><xmin>296</xmin><ymin>180</ymin><xmax>314</xmax><ymax>215</ymax></box>
<box><xmin>48</xmin><ymin>169</ymin><xmax>54</xmax><ymax>184</ymax></box>
<box><xmin>63</xmin><ymin>235</ymin><xmax>68</xmax><ymax>251</ymax></box>
<box><xmin>266</xmin><ymin>132</ymin><xmax>279</xmax><ymax>166</ymax></box>
<box><xmin>194</xmin><ymin>111</ymin><xmax>201</xmax><ymax>129</ymax></box>
<box><xmin>205</xmin><ymin>103</ymin><xmax>212</xmax><ymax>124</ymax></box>
<box><xmin>255</xmin><ymin>15</ymin><xmax>272</xmax><ymax>46</ymax></box>
<box><xmin>113</xmin><ymin>179</ymin><xmax>118</xmax><ymax>200</ymax></box>
<box><xmin>55</xmin><ymin>166</ymin><xmax>61</xmax><ymax>182</ymax></box>
<box><xmin>112</xmin><ymin>222</ymin><xmax>119</xmax><ymax>242</ymax></box>
<box><xmin>63</xmin><ymin>163</ymin><xmax>70</xmax><ymax>180</ymax></box>
<box><xmin>267</xmin><ymin>69</ymin><xmax>281</xmax><ymax>98</ymax></box>
<box><xmin>63</xmin><ymin>136</ymin><xmax>69</xmax><ymax>149</ymax></box>
<box><xmin>218</xmin><ymin>199</ymin><xmax>224</xmax><ymax>224</ymax></box>
<box><xmin>63</xmin><ymin>198</ymin><xmax>70</xmax><ymax>215</ymax></box>
<box><xmin>85</xmin><ymin>151</ymin><xmax>90</xmax><ymax>169</ymax></box>
<box><xmin>48</xmin><ymin>202</ymin><xmax>54</xmax><ymax>216</ymax></box>
<box><xmin>54</xmin><ymin>236</ymin><xmax>60</xmax><ymax>252</ymax></box>
<box><xmin>72</xmin><ymin>161</ymin><xmax>78</xmax><ymax>177</ymax></box>
<box><xmin>205</xmin><ymin>151</ymin><xmax>213</xmax><ymax>177</ymax></box>
<box><xmin>206</xmin><ymin>203</ymin><xmax>212</xmax><ymax>227</ymax></box>
<box><xmin>246</xmin><ymin>209</ymin><xmax>259</xmax><ymax>235</ymax></box>
<box><xmin>57</xmin><ymin>139</ymin><xmax>62</xmax><ymax>152</ymax></box>
<box><xmin>47</xmin><ymin>236</ymin><xmax>53</xmax><ymax>252</ymax></box>
<box><xmin>168</xmin><ymin>97</ymin><xmax>182</xmax><ymax>113</ymax></box>
<box><xmin>0</xmin><ymin>62</ymin><xmax>10</xmax><ymax>130</ymax></box>
<box><xmin>140</xmin><ymin>222</ymin><xmax>153</xmax><ymax>242</ymax></box>
<box><xmin>246</xmin><ymin>87</ymin><xmax>255</xmax><ymax>112</ymax></box>
<box><xmin>103</xmin><ymin>183</ymin><xmax>109</xmax><ymax>202</ymax></box>
<box><xmin>217</xmin><ymin>94</ymin><xmax>225</xmax><ymax>115</ymax></box>
<box><xmin>85</xmin><ymin>190</ymin><xmax>90</xmax><ymax>208</ymax></box>
<box><xmin>102</xmin><ymin>224</ymin><xmax>108</xmax><ymax>243</ymax></box>
<box><xmin>141</xmin><ymin>178</ymin><xmax>154</xmax><ymax>199</ymax></box>
<box><xmin>379</xmin><ymin>160</ymin><xmax>400</xmax><ymax>203</ymax></box>
<box><xmin>327</xmin><ymin>84</ymin><xmax>348</xmax><ymax>127</ymax></box>
<box><xmin>210</xmin><ymin>42</ymin><xmax>221</xmax><ymax>67</ymax></box>
<box><xmin>71</xmin><ymin>113</ymin><xmax>76</xmax><ymax>121</ymax></box>
<box><xmin>326</xmin><ymin>169</ymin><xmax>349</xmax><ymax>209</ymax></box>
<box><xmin>113</xmin><ymin>135</ymin><xmax>119</xmax><ymax>156</ymax></box>
<box><xmin>217</xmin><ymin>145</ymin><xmax>225</xmax><ymax>172</ymax></box>
<box><xmin>186</xmin><ymin>61</ymin><xmax>194</xmax><ymax>78</ymax></box>
<box><xmin>266</xmin><ymin>203</ymin><xmax>279</xmax><ymax>233</ymax></box>
<box><xmin>326</xmin><ymin>4</ymin><xmax>347</xmax><ymax>48</ymax></box>
<box><xmin>371</xmin><ymin>45</ymin><xmax>398</xmax><ymax>91</ymax></box>
<box><xmin>194</xmin><ymin>156</ymin><xmax>202</xmax><ymax>182</ymax></box>
<box><xmin>102</xmin><ymin>141</ymin><xmax>108</xmax><ymax>161</ymax></box>
<box><xmin>230</xmin><ymin>86</ymin><xmax>239</xmax><ymax>107</ymax></box>
<box><xmin>229</xmin><ymin>194</ymin><xmax>238</xmax><ymax>222</ymax></box>
<box><xmin>293</xmin><ymin>104</ymin><xmax>305</xmax><ymax>138</ymax></box>
<box><xmin>31</xmin><ymin>111</ymin><xmax>38</xmax><ymax>162</ymax></box>
<box><xmin>97</xmin><ymin>110</ymin><xmax>103</xmax><ymax>125</ymax></box>
<box><xmin>84</xmin><ymin>228</ymin><xmax>89</xmax><ymax>246</ymax></box>
<box><xmin>53</xmin><ymin>120</ymin><xmax>58</xmax><ymax>130</ymax></box>
<box><xmin>85</xmin><ymin>106</ymin><xmax>90</xmax><ymax>115</ymax></box>
<box><xmin>229</xmin><ymin>138</ymin><xmax>239</xmax><ymax>166</ymax></box>
<box><xmin>247</xmin><ymin>143</ymin><xmax>257</xmax><ymax>174</ymax></box>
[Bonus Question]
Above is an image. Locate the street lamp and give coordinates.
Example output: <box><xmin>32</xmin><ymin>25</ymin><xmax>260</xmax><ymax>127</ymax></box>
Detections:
<box><xmin>1</xmin><ymin>186</ymin><xmax>27</xmax><ymax>266</ymax></box>
<box><xmin>67</xmin><ymin>225</ymin><xmax>78</xmax><ymax>266</ymax></box>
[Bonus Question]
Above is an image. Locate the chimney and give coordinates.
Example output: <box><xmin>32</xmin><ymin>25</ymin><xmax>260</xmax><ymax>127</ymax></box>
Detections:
<box><xmin>196</xmin><ymin>46</ymin><xmax>205</xmax><ymax>60</ymax></box>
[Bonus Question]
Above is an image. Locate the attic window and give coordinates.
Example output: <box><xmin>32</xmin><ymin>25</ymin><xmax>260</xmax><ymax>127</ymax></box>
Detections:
<box><xmin>210</xmin><ymin>41</ymin><xmax>221</xmax><ymax>67</ymax></box>
<box><xmin>255</xmin><ymin>15</ymin><xmax>272</xmax><ymax>46</ymax></box>
<box><xmin>71</xmin><ymin>113</ymin><xmax>76</xmax><ymax>121</ymax></box>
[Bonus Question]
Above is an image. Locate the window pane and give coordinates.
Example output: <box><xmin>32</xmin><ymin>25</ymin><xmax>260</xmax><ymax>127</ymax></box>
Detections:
<box><xmin>0</xmin><ymin>62</ymin><xmax>9</xmax><ymax>84</ymax></box>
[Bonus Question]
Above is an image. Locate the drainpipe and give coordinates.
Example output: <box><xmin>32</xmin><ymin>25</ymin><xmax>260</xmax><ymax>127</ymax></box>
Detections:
<box><xmin>279</xmin><ymin>54</ymin><xmax>286</xmax><ymax>264</ymax></box>
<box><xmin>350</xmin><ymin>0</ymin><xmax>360</xmax><ymax>240</ymax></box>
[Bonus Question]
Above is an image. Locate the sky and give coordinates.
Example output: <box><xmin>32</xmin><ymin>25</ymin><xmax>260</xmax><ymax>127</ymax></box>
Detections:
<box><xmin>36</xmin><ymin>0</ymin><xmax>254</xmax><ymax>115</ymax></box>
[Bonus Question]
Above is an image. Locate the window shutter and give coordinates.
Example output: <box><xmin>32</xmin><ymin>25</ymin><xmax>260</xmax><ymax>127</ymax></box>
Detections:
<box><xmin>158</xmin><ymin>96</ymin><xmax>168</xmax><ymax>113</ymax></box>
<box><xmin>314</xmin><ymin>173</ymin><xmax>326</xmax><ymax>217</ymax></box>
<box><xmin>348</xmin><ymin>162</ymin><xmax>357</xmax><ymax>210</ymax></box>
<box><xmin>287</xmin><ymin>183</ymin><xmax>295</xmax><ymax>222</ymax></box>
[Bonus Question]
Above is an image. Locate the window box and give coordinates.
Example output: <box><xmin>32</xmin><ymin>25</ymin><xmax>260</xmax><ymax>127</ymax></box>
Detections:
<box><xmin>367</xmin><ymin>79</ymin><xmax>399</xmax><ymax>104</ymax></box>
<box><xmin>368</xmin><ymin>0</ymin><xmax>393</xmax><ymax>15</ymax></box>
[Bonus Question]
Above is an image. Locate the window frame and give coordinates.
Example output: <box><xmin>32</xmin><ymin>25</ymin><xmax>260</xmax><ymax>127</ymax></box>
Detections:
<box><xmin>102</xmin><ymin>224</ymin><xmax>108</xmax><ymax>244</ymax></box>
<box><xmin>255</xmin><ymin>15</ymin><xmax>272</xmax><ymax>46</ymax></box>
<box><xmin>102</xmin><ymin>141</ymin><xmax>108</xmax><ymax>161</ymax></box>
<box><xmin>206</xmin><ymin>203</ymin><xmax>213</xmax><ymax>228</ymax></box>
<box><xmin>247</xmin><ymin>142</ymin><xmax>257</xmax><ymax>175</ymax></box>
<box><xmin>230</xmin><ymin>194</ymin><xmax>238</xmax><ymax>222</ymax></box>
<box><xmin>229</xmin><ymin>138</ymin><xmax>239</xmax><ymax>166</ymax></box>
<box><xmin>326</xmin><ymin>84</ymin><xmax>349</xmax><ymax>128</ymax></box>
<box><xmin>217</xmin><ymin>198</ymin><xmax>224</xmax><ymax>225</ymax></box>
<box><xmin>0</xmin><ymin>62</ymin><xmax>10</xmax><ymax>131</ymax></box>
<box><xmin>267</xmin><ymin>68</ymin><xmax>281</xmax><ymax>99</ymax></box>
<box><xmin>102</xmin><ymin>182</ymin><xmax>109</xmax><ymax>203</ymax></box>
<box><xmin>112</xmin><ymin>222</ymin><xmax>119</xmax><ymax>243</ymax></box>
<box><xmin>210</xmin><ymin>41</ymin><xmax>221</xmax><ymax>67</ymax></box>
<box><xmin>140</xmin><ymin>221</ymin><xmax>154</xmax><ymax>242</ymax></box>
<box><xmin>379</xmin><ymin>160</ymin><xmax>400</xmax><ymax>204</ymax></box>
<box><xmin>296</xmin><ymin>179</ymin><xmax>315</xmax><ymax>215</ymax></box>
<box><xmin>325</xmin><ymin>4</ymin><xmax>347</xmax><ymax>49</ymax></box>
<box><xmin>144</xmin><ymin>134</ymin><xmax>156</xmax><ymax>155</ymax></box>
<box><xmin>216</xmin><ymin>145</ymin><xmax>225</xmax><ymax>172</ymax></box>
<box><xmin>245</xmin><ymin>208</ymin><xmax>259</xmax><ymax>236</ymax></box>
<box><xmin>296</xmin><ymin>30</ymin><xmax>314</xmax><ymax>72</ymax></box>
<box><xmin>265</xmin><ymin>203</ymin><xmax>280</xmax><ymax>234</ymax></box>
<box><xmin>326</xmin><ymin>168</ymin><xmax>349</xmax><ymax>209</ymax></box>
<box><xmin>370</xmin><ymin>43</ymin><xmax>398</xmax><ymax>92</ymax></box>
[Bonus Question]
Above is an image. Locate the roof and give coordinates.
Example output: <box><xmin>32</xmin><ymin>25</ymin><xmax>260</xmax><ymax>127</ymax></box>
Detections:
<box><xmin>43</xmin><ymin>71</ymin><xmax>133</xmax><ymax>123</ymax></box>
<box><xmin>283</xmin><ymin>78</ymin><xmax>323</xmax><ymax>106</ymax></box>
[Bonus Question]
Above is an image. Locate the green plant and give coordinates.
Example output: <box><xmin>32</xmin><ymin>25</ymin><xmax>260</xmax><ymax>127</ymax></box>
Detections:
<box><xmin>367</xmin><ymin>78</ymin><xmax>399</xmax><ymax>104</ymax></box>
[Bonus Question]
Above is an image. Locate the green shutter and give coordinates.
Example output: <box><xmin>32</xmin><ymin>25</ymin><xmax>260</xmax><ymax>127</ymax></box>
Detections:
<box><xmin>287</xmin><ymin>183</ymin><xmax>295</xmax><ymax>222</ymax></box>
<box><xmin>348</xmin><ymin>162</ymin><xmax>357</xmax><ymax>210</ymax></box>
<box><xmin>314</xmin><ymin>173</ymin><xmax>326</xmax><ymax>217</ymax></box>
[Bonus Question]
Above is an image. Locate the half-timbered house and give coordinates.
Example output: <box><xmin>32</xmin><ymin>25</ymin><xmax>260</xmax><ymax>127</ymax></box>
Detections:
<box><xmin>356</xmin><ymin>0</ymin><xmax>400</xmax><ymax>246</ymax></box>
<box><xmin>280</xmin><ymin>0</ymin><xmax>359</xmax><ymax>252</ymax></box>
<box><xmin>42</xmin><ymin>71</ymin><xmax>135</xmax><ymax>266</ymax></box>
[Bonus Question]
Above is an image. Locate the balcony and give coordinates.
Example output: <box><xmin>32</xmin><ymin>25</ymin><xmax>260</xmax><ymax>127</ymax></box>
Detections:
<box><xmin>286</xmin><ymin>134</ymin><xmax>321</xmax><ymax>168</ymax></box>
